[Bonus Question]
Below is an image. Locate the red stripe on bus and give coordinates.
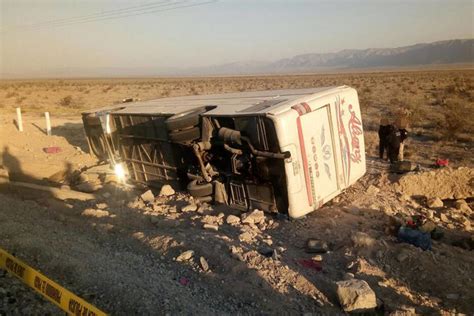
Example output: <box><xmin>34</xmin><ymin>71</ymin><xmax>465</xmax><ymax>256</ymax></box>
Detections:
<box><xmin>301</xmin><ymin>102</ymin><xmax>311</xmax><ymax>113</ymax></box>
<box><xmin>295</xmin><ymin>115</ymin><xmax>313</xmax><ymax>206</ymax></box>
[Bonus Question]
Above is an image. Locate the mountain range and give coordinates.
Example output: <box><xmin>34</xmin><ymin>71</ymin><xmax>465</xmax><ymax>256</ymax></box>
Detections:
<box><xmin>2</xmin><ymin>39</ymin><xmax>472</xmax><ymax>78</ymax></box>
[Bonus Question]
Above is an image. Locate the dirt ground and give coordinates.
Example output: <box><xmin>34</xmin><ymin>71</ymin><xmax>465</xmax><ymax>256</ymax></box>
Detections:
<box><xmin>0</xmin><ymin>70</ymin><xmax>473</xmax><ymax>315</ymax></box>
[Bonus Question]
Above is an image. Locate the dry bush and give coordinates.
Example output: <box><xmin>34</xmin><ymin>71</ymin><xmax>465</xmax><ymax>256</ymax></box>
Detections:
<box><xmin>442</xmin><ymin>102</ymin><xmax>471</xmax><ymax>140</ymax></box>
<box><xmin>58</xmin><ymin>95</ymin><xmax>84</xmax><ymax>108</ymax></box>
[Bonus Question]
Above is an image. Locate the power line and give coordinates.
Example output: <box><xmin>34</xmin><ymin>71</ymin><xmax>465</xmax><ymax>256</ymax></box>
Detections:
<box><xmin>1</xmin><ymin>0</ymin><xmax>216</xmax><ymax>33</ymax></box>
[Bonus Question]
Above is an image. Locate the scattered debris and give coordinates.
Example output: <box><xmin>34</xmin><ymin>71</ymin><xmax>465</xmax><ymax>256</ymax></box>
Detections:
<box><xmin>336</xmin><ymin>279</ymin><xmax>377</xmax><ymax>312</ymax></box>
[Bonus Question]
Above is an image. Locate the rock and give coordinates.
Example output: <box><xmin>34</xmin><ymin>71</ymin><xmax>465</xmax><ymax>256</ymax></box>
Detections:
<box><xmin>140</xmin><ymin>190</ymin><xmax>155</xmax><ymax>203</ymax></box>
<box><xmin>419</xmin><ymin>220</ymin><xmax>436</xmax><ymax>233</ymax></box>
<box><xmin>343</xmin><ymin>273</ymin><xmax>355</xmax><ymax>280</ymax></box>
<box><xmin>312</xmin><ymin>255</ymin><xmax>323</xmax><ymax>262</ymax></box>
<box><xmin>455</xmin><ymin>200</ymin><xmax>472</xmax><ymax>213</ymax></box>
<box><xmin>396</xmin><ymin>250</ymin><xmax>409</xmax><ymax>262</ymax></box>
<box><xmin>427</xmin><ymin>197</ymin><xmax>444</xmax><ymax>208</ymax></box>
<box><xmin>176</xmin><ymin>250</ymin><xmax>194</xmax><ymax>262</ymax></box>
<box><xmin>366</xmin><ymin>185</ymin><xmax>380</xmax><ymax>195</ymax></box>
<box><xmin>181</xmin><ymin>203</ymin><xmax>198</xmax><ymax>212</ymax></box>
<box><xmin>306</xmin><ymin>239</ymin><xmax>329</xmax><ymax>253</ymax></box>
<box><xmin>81</xmin><ymin>208</ymin><xmax>109</xmax><ymax>218</ymax></box>
<box><xmin>336</xmin><ymin>279</ymin><xmax>377</xmax><ymax>312</ymax></box>
<box><xmin>351</xmin><ymin>232</ymin><xmax>375</xmax><ymax>248</ymax></box>
<box><xmin>461</xmin><ymin>219</ymin><xmax>471</xmax><ymax>230</ymax></box>
<box><xmin>439</xmin><ymin>213</ymin><xmax>449</xmax><ymax>223</ymax></box>
<box><xmin>258</xmin><ymin>245</ymin><xmax>274</xmax><ymax>257</ymax></box>
<box><xmin>150</xmin><ymin>216</ymin><xmax>160</xmax><ymax>224</ymax></box>
<box><xmin>75</xmin><ymin>182</ymin><xmax>102</xmax><ymax>193</ymax></box>
<box><xmin>239</xmin><ymin>232</ymin><xmax>254</xmax><ymax>243</ymax></box>
<box><xmin>96</xmin><ymin>203</ymin><xmax>108</xmax><ymax>209</ymax></box>
<box><xmin>241</xmin><ymin>209</ymin><xmax>265</xmax><ymax>225</ymax></box>
<box><xmin>159</xmin><ymin>184</ymin><xmax>175</xmax><ymax>196</ymax></box>
<box><xmin>199</xmin><ymin>257</ymin><xmax>209</xmax><ymax>272</ymax></box>
<box><xmin>226</xmin><ymin>215</ymin><xmax>241</xmax><ymax>225</ymax></box>
<box><xmin>203</xmin><ymin>223</ymin><xmax>219</xmax><ymax>231</ymax></box>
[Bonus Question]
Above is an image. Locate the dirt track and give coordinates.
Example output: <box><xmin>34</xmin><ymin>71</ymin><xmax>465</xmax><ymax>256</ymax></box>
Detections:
<box><xmin>1</xmin><ymin>113</ymin><xmax>474</xmax><ymax>315</ymax></box>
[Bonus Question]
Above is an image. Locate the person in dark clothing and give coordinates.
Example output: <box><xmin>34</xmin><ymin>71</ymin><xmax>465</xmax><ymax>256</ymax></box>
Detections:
<box><xmin>378</xmin><ymin>118</ymin><xmax>390</xmax><ymax>160</ymax></box>
<box><xmin>387</xmin><ymin>125</ymin><xmax>402</xmax><ymax>163</ymax></box>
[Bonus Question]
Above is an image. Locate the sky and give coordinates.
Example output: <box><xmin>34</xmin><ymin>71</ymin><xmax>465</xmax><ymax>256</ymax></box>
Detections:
<box><xmin>0</xmin><ymin>0</ymin><xmax>472</xmax><ymax>78</ymax></box>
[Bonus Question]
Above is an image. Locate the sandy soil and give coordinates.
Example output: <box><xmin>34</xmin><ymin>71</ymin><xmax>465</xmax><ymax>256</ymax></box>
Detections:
<box><xmin>0</xmin><ymin>70</ymin><xmax>473</xmax><ymax>314</ymax></box>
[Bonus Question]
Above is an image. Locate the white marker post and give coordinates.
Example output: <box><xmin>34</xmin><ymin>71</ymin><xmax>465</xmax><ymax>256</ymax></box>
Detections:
<box><xmin>16</xmin><ymin>107</ymin><xmax>23</xmax><ymax>132</ymax></box>
<box><xmin>45</xmin><ymin>112</ymin><xmax>52</xmax><ymax>136</ymax></box>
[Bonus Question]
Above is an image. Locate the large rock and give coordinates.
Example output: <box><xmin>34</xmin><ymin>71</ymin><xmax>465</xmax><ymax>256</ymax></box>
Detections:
<box><xmin>336</xmin><ymin>279</ymin><xmax>377</xmax><ymax>312</ymax></box>
<box><xmin>226</xmin><ymin>215</ymin><xmax>241</xmax><ymax>225</ymax></box>
<box><xmin>140</xmin><ymin>190</ymin><xmax>155</xmax><ymax>203</ymax></box>
<box><xmin>427</xmin><ymin>197</ymin><xmax>444</xmax><ymax>208</ymax></box>
<box><xmin>159</xmin><ymin>184</ymin><xmax>175</xmax><ymax>196</ymax></box>
<box><xmin>241</xmin><ymin>209</ymin><xmax>265</xmax><ymax>225</ymax></box>
<box><xmin>176</xmin><ymin>250</ymin><xmax>194</xmax><ymax>262</ymax></box>
<box><xmin>75</xmin><ymin>182</ymin><xmax>102</xmax><ymax>193</ymax></box>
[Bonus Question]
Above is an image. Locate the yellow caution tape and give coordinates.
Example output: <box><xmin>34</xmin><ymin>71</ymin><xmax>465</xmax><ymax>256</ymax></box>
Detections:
<box><xmin>0</xmin><ymin>248</ymin><xmax>107</xmax><ymax>316</ymax></box>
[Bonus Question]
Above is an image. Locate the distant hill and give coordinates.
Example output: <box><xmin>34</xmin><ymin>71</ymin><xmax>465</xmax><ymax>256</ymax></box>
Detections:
<box><xmin>184</xmin><ymin>39</ymin><xmax>474</xmax><ymax>75</ymax></box>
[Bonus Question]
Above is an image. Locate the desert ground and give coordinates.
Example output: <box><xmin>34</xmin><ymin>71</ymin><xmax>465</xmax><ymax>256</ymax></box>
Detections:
<box><xmin>0</xmin><ymin>69</ymin><xmax>473</xmax><ymax>315</ymax></box>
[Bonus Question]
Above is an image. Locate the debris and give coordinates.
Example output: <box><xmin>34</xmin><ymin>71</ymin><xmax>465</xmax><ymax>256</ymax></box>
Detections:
<box><xmin>42</xmin><ymin>146</ymin><xmax>62</xmax><ymax>154</ymax></box>
<box><xmin>176</xmin><ymin>250</ymin><xmax>194</xmax><ymax>262</ymax></box>
<box><xmin>336</xmin><ymin>279</ymin><xmax>377</xmax><ymax>312</ymax></box>
<box><xmin>81</xmin><ymin>208</ymin><xmax>109</xmax><ymax>218</ymax></box>
<box><xmin>427</xmin><ymin>197</ymin><xmax>443</xmax><ymax>208</ymax></box>
<box><xmin>295</xmin><ymin>259</ymin><xmax>322</xmax><ymax>271</ymax></box>
<box><xmin>203</xmin><ymin>223</ymin><xmax>219</xmax><ymax>231</ymax></box>
<box><xmin>241</xmin><ymin>209</ymin><xmax>265</xmax><ymax>225</ymax></box>
<box><xmin>439</xmin><ymin>213</ymin><xmax>449</xmax><ymax>223</ymax></box>
<box><xmin>181</xmin><ymin>203</ymin><xmax>198</xmax><ymax>212</ymax></box>
<box><xmin>418</xmin><ymin>220</ymin><xmax>436</xmax><ymax>233</ymax></box>
<box><xmin>199</xmin><ymin>257</ymin><xmax>209</xmax><ymax>272</ymax></box>
<box><xmin>455</xmin><ymin>200</ymin><xmax>472</xmax><ymax>213</ymax></box>
<box><xmin>435</xmin><ymin>158</ymin><xmax>449</xmax><ymax>168</ymax></box>
<box><xmin>226</xmin><ymin>215</ymin><xmax>241</xmax><ymax>225</ymax></box>
<box><xmin>96</xmin><ymin>203</ymin><xmax>108</xmax><ymax>209</ymax></box>
<box><xmin>390</xmin><ymin>160</ymin><xmax>418</xmax><ymax>173</ymax></box>
<box><xmin>397</xmin><ymin>226</ymin><xmax>431</xmax><ymax>250</ymax></box>
<box><xmin>159</xmin><ymin>184</ymin><xmax>175</xmax><ymax>197</ymax></box>
<box><xmin>140</xmin><ymin>190</ymin><xmax>155</xmax><ymax>203</ymax></box>
<box><xmin>305</xmin><ymin>239</ymin><xmax>329</xmax><ymax>253</ymax></box>
<box><xmin>103</xmin><ymin>174</ymin><xmax>119</xmax><ymax>184</ymax></box>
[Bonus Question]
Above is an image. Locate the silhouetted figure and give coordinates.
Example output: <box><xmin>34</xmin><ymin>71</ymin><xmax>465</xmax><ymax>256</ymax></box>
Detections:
<box><xmin>387</xmin><ymin>125</ymin><xmax>402</xmax><ymax>164</ymax></box>
<box><xmin>2</xmin><ymin>146</ymin><xmax>22</xmax><ymax>174</ymax></box>
<box><xmin>378</xmin><ymin>118</ymin><xmax>390</xmax><ymax>160</ymax></box>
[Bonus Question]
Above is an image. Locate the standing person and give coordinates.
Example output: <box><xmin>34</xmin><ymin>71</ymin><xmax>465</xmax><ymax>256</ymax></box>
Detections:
<box><xmin>387</xmin><ymin>125</ymin><xmax>401</xmax><ymax>164</ymax></box>
<box><xmin>395</xmin><ymin>118</ymin><xmax>409</xmax><ymax>161</ymax></box>
<box><xmin>378</xmin><ymin>118</ymin><xmax>390</xmax><ymax>160</ymax></box>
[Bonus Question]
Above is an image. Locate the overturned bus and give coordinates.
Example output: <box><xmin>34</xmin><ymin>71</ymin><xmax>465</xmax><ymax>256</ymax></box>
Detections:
<box><xmin>82</xmin><ymin>86</ymin><xmax>366</xmax><ymax>218</ymax></box>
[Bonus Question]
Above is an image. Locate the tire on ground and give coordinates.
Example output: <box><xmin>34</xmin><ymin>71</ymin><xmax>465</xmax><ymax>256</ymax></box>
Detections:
<box><xmin>187</xmin><ymin>180</ymin><xmax>213</xmax><ymax>197</ymax></box>
<box><xmin>168</xmin><ymin>127</ymin><xmax>200</xmax><ymax>143</ymax></box>
<box><xmin>165</xmin><ymin>107</ymin><xmax>207</xmax><ymax>131</ymax></box>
